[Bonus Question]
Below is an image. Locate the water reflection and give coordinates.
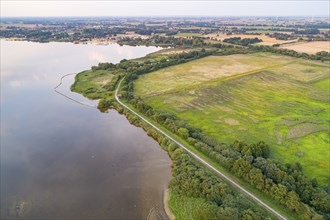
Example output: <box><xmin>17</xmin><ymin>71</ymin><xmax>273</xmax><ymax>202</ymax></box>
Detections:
<box><xmin>1</xmin><ymin>40</ymin><xmax>171</xmax><ymax>219</ymax></box>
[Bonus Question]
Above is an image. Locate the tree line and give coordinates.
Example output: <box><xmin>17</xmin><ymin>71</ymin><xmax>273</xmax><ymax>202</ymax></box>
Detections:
<box><xmin>118</xmin><ymin>35</ymin><xmax>207</xmax><ymax>47</ymax></box>
<box><xmin>223</xmin><ymin>37</ymin><xmax>263</xmax><ymax>46</ymax></box>
<box><xmin>121</xmin><ymin>96</ymin><xmax>329</xmax><ymax>219</ymax></box>
<box><xmin>112</xmin><ymin>102</ymin><xmax>273</xmax><ymax>220</ymax></box>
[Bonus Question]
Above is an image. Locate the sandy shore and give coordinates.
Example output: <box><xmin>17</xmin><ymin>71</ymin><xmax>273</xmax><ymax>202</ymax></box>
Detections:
<box><xmin>164</xmin><ymin>189</ymin><xmax>175</xmax><ymax>220</ymax></box>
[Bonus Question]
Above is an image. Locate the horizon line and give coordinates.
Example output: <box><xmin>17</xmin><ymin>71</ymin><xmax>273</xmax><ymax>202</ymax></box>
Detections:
<box><xmin>1</xmin><ymin>15</ymin><xmax>329</xmax><ymax>18</ymax></box>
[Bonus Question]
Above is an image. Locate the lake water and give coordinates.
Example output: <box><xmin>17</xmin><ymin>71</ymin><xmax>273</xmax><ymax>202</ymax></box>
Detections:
<box><xmin>0</xmin><ymin>40</ymin><xmax>172</xmax><ymax>219</ymax></box>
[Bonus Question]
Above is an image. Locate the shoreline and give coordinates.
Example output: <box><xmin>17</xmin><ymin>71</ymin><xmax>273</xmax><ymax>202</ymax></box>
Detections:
<box><xmin>0</xmin><ymin>37</ymin><xmax>118</xmax><ymax>46</ymax></box>
<box><xmin>163</xmin><ymin>189</ymin><xmax>175</xmax><ymax>220</ymax></box>
<box><xmin>54</xmin><ymin>73</ymin><xmax>98</xmax><ymax>108</ymax></box>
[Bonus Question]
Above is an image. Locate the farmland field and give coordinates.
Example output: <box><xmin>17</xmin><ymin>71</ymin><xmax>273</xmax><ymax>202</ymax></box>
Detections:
<box><xmin>175</xmin><ymin>32</ymin><xmax>203</xmax><ymax>37</ymax></box>
<box><xmin>279</xmin><ymin>41</ymin><xmax>330</xmax><ymax>54</ymax></box>
<box><xmin>134</xmin><ymin>53</ymin><xmax>330</xmax><ymax>185</ymax></box>
<box><xmin>204</xmin><ymin>33</ymin><xmax>297</xmax><ymax>46</ymax></box>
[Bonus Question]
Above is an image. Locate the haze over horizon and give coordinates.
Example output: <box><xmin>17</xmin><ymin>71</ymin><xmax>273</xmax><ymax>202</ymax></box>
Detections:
<box><xmin>1</xmin><ymin>1</ymin><xmax>329</xmax><ymax>17</ymax></box>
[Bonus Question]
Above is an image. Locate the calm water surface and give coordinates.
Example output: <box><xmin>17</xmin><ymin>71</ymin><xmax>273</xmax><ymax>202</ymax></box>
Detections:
<box><xmin>0</xmin><ymin>40</ymin><xmax>172</xmax><ymax>219</ymax></box>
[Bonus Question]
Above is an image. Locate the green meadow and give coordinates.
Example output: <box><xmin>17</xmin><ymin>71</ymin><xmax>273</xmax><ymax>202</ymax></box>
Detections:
<box><xmin>134</xmin><ymin>53</ymin><xmax>330</xmax><ymax>185</ymax></box>
<box><xmin>175</xmin><ymin>32</ymin><xmax>203</xmax><ymax>37</ymax></box>
<box><xmin>71</xmin><ymin>69</ymin><xmax>120</xmax><ymax>100</ymax></box>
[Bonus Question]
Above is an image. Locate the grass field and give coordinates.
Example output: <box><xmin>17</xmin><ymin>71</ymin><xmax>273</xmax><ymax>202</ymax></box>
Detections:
<box><xmin>245</xmin><ymin>30</ymin><xmax>293</xmax><ymax>35</ymax></box>
<box><xmin>175</xmin><ymin>32</ymin><xmax>203</xmax><ymax>37</ymax></box>
<box><xmin>71</xmin><ymin>69</ymin><xmax>118</xmax><ymax>99</ymax></box>
<box><xmin>134</xmin><ymin>53</ymin><xmax>330</xmax><ymax>185</ymax></box>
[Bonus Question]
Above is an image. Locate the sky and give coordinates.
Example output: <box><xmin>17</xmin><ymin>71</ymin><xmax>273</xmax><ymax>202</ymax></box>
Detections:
<box><xmin>1</xmin><ymin>1</ymin><xmax>329</xmax><ymax>17</ymax></box>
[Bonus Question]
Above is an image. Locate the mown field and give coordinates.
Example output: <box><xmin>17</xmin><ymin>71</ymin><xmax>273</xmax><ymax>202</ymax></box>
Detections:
<box><xmin>203</xmin><ymin>33</ymin><xmax>297</xmax><ymax>46</ymax></box>
<box><xmin>134</xmin><ymin>52</ymin><xmax>330</xmax><ymax>185</ymax></box>
<box><xmin>279</xmin><ymin>41</ymin><xmax>330</xmax><ymax>54</ymax></box>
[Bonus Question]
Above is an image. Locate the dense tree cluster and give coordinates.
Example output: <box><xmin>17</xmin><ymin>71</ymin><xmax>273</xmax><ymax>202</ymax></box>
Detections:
<box><xmin>169</xmin><ymin>148</ymin><xmax>271</xmax><ymax>219</ymax></box>
<box><xmin>266</xmin><ymin>32</ymin><xmax>296</xmax><ymax>40</ymax></box>
<box><xmin>294</xmin><ymin>28</ymin><xmax>320</xmax><ymax>35</ymax></box>
<box><xmin>0</xmin><ymin>28</ymin><xmax>71</xmax><ymax>42</ymax></box>
<box><xmin>118</xmin><ymin>35</ymin><xmax>207</xmax><ymax>47</ymax></box>
<box><xmin>81</xmin><ymin>27</ymin><xmax>124</xmax><ymax>38</ymax></box>
<box><xmin>223</xmin><ymin>37</ymin><xmax>263</xmax><ymax>46</ymax></box>
<box><xmin>0</xmin><ymin>25</ymin><xmax>171</xmax><ymax>42</ymax></box>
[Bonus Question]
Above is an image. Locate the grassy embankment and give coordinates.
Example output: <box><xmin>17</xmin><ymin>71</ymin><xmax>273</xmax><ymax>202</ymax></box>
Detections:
<box><xmin>134</xmin><ymin>52</ymin><xmax>330</xmax><ymax>186</ymax></box>
<box><xmin>71</xmin><ymin>69</ymin><xmax>119</xmax><ymax>100</ymax></box>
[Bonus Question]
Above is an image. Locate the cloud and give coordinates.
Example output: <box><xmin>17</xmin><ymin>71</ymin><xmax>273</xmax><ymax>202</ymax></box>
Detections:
<box><xmin>115</xmin><ymin>46</ymin><xmax>134</xmax><ymax>59</ymax></box>
<box><xmin>9</xmin><ymin>80</ymin><xmax>22</xmax><ymax>88</ymax></box>
<box><xmin>1</xmin><ymin>70</ymin><xmax>14</xmax><ymax>78</ymax></box>
<box><xmin>0</xmin><ymin>124</ymin><xmax>11</xmax><ymax>137</ymax></box>
<box><xmin>1</xmin><ymin>1</ymin><xmax>329</xmax><ymax>17</ymax></box>
<box><xmin>88</xmin><ymin>51</ymin><xmax>107</xmax><ymax>63</ymax></box>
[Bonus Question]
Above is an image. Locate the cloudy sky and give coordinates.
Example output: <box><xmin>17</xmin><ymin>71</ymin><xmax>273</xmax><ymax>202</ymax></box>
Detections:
<box><xmin>1</xmin><ymin>1</ymin><xmax>329</xmax><ymax>17</ymax></box>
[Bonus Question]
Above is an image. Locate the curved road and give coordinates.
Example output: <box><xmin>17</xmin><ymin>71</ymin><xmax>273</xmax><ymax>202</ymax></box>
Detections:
<box><xmin>115</xmin><ymin>78</ymin><xmax>287</xmax><ymax>220</ymax></box>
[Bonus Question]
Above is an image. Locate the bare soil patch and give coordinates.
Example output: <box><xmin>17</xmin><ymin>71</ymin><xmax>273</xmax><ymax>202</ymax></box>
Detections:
<box><xmin>224</xmin><ymin>118</ymin><xmax>240</xmax><ymax>126</ymax></box>
<box><xmin>286</xmin><ymin>123</ymin><xmax>327</xmax><ymax>139</ymax></box>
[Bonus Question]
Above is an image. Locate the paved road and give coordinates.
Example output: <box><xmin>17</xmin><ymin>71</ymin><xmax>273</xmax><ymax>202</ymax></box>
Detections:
<box><xmin>115</xmin><ymin>78</ymin><xmax>287</xmax><ymax>220</ymax></box>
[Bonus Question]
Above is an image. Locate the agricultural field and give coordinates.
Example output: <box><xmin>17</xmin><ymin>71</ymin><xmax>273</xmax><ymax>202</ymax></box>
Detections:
<box><xmin>134</xmin><ymin>53</ymin><xmax>330</xmax><ymax>185</ymax></box>
<box><xmin>203</xmin><ymin>33</ymin><xmax>297</xmax><ymax>46</ymax></box>
<box><xmin>319</xmin><ymin>28</ymin><xmax>330</xmax><ymax>34</ymax></box>
<box><xmin>151</xmin><ymin>47</ymin><xmax>200</xmax><ymax>55</ymax></box>
<box><xmin>245</xmin><ymin>30</ymin><xmax>293</xmax><ymax>35</ymax></box>
<box><xmin>175</xmin><ymin>32</ymin><xmax>203</xmax><ymax>37</ymax></box>
<box><xmin>279</xmin><ymin>41</ymin><xmax>330</xmax><ymax>54</ymax></box>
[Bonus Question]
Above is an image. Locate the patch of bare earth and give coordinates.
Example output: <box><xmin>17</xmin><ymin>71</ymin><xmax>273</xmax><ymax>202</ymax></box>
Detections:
<box><xmin>286</xmin><ymin>123</ymin><xmax>327</xmax><ymax>139</ymax></box>
<box><xmin>224</xmin><ymin>118</ymin><xmax>240</xmax><ymax>126</ymax></box>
